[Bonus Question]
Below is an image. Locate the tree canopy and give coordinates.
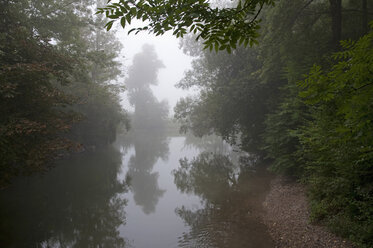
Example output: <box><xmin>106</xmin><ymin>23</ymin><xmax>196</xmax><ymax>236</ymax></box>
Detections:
<box><xmin>0</xmin><ymin>0</ymin><xmax>128</xmax><ymax>187</ymax></box>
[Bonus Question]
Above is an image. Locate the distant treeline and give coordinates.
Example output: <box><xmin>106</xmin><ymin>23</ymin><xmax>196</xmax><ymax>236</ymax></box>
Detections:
<box><xmin>0</xmin><ymin>0</ymin><xmax>129</xmax><ymax>187</ymax></box>
<box><xmin>174</xmin><ymin>1</ymin><xmax>373</xmax><ymax>247</ymax></box>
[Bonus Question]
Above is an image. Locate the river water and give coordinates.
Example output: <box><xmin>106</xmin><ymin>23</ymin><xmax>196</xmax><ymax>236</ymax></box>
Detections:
<box><xmin>0</xmin><ymin>129</ymin><xmax>274</xmax><ymax>248</ymax></box>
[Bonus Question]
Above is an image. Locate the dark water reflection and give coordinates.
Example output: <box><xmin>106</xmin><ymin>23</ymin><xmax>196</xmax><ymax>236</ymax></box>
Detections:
<box><xmin>174</xmin><ymin>152</ymin><xmax>274</xmax><ymax>248</ymax></box>
<box><xmin>0</xmin><ymin>146</ymin><xmax>129</xmax><ymax>248</ymax></box>
<box><xmin>0</xmin><ymin>131</ymin><xmax>274</xmax><ymax>248</ymax></box>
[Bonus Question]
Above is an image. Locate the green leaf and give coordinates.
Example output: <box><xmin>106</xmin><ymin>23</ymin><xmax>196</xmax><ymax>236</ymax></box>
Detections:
<box><xmin>130</xmin><ymin>7</ymin><xmax>137</xmax><ymax>16</ymax></box>
<box><xmin>128</xmin><ymin>28</ymin><xmax>136</xmax><ymax>34</ymax></box>
<box><xmin>105</xmin><ymin>20</ymin><xmax>114</xmax><ymax>31</ymax></box>
<box><xmin>226</xmin><ymin>46</ymin><xmax>231</xmax><ymax>53</ymax></box>
<box><xmin>126</xmin><ymin>14</ymin><xmax>131</xmax><ymax>24</ymax></box>
<box><xmin>120</xmin><ymin>17</ymin><xmax>126</xmax><ymax>28</ymax></box>
<box><xmin>136</xmin><ymin>10</ymin><xmax>142</xmax><ymax>19</ymax></box>
<box><xmin>219</xmin><ymin>45</ymin><xmax>226</xmax><ymax>50</ymax></box>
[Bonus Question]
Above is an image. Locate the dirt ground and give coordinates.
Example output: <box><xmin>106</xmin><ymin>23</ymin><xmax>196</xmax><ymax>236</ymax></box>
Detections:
<box><xmin>261</xmin><ymin>176</ymin><xmax>356</xmax><ymax>248</ymax></box>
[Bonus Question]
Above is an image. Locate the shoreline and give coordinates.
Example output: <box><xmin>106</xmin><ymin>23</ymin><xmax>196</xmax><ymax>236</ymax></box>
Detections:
<box><xmin>261</xmin><ymin>176</ymin><xmax>356</xmax><ymax>248</ymax></box>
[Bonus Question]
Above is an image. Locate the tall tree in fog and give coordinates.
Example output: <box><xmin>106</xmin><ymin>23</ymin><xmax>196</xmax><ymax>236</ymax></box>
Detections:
<box><xmin>126</xmin><ymin>44</ymin><xmax>169</xmax><ymax>129</ymax></box>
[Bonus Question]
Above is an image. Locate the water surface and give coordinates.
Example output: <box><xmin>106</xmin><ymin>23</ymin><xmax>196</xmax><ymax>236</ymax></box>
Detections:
<box><xmin>0</xmin><ymin>129</ymin><xmax>274</xmax><ymax>248</ymax></box>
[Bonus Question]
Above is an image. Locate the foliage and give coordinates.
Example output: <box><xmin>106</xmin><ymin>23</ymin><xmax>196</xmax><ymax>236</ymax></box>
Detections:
<box><xmin>67</xmin><ymin>82</ymin><xmax>126</xmax><ymax>146</ymax></box>
<box><xmin>297</xmin><ymin>28</ymin><xmax>373</xmax><ymax>247</ymax></box>
<box><xmin>173</xmin><ymin>1</ymin><xmax>373</xmax><ymax>246</ymax></box>
<box><xmin>263</xmin><ymin>85</ymin><xmax>310</xmax><ymax>176</ymax></box>
<box><xmin>0</xmin><ymin>0</ymin><xmax>128</xmax><ymax>187</ymax></box>
<box><xmin>174</xmin><ymin>46</ymin><xmax>270</xmax><ymax>155</ymax></box>
<box><xmin>97</xmin><ymin>0</ymin><xmax>275</xmax><ymax>51</ymax></box>
<box><xmin>66</xmin><ymin>9</ymin><xmax>129</xmax><ymax>147</ymax></box>
<box><xmin>260</xmin><ymin>0</ymin><xmax>335</xmax><ymax>176</ymax></box>
<box><xmin>0</xmin><ymin>0</ymin><xmax>81</xmax><ymax>186</ymax></box>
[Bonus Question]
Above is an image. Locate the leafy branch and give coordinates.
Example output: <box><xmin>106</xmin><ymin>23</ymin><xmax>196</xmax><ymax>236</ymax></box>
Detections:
<box><xmin>96</xmin><ymin>0</ymin><xmax>274</xmax><ymax>52</ymax></box>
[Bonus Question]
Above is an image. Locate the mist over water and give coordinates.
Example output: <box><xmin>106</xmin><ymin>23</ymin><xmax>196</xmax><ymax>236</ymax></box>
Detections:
<box><xmin>0</xmin><ymin>16</ymin><xmax>275</xmax><ymax>248</ymax></box>
<box><xmin>0</xmin><ymin>128</ymin><xmax>275</xmax><ymax>247</ymax></box>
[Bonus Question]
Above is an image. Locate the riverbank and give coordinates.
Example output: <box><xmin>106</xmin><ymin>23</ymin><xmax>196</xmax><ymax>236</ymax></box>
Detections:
<box><xmin>261</xmin><ymin>176</ymin><xmax>356</xmax><ymax>248</ymax></box>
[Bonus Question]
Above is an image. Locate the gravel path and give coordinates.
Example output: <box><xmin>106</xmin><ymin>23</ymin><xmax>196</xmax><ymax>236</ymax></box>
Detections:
<box><xmin>261</xmin><ymin>176</ymin><xmax>356</xmax><ymax>248</ymax></box>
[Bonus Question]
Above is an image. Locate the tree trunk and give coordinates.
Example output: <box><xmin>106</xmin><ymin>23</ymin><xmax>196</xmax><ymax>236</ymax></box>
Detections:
<box><xmin>329</xmin><ymin>0</ymin><xmax>342</xmax><ymax>50</ymax></box>
<box><xmin>362</xmin><ymin>0</ymin><xmax>368</xmax><ymax>35</ymax></box>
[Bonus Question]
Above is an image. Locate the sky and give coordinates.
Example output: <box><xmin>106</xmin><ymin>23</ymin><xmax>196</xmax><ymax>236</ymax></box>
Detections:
<box><xmin>115</xmin><ymin>22</ymin><xmax>194</xmax><ymax>116</ymax></box>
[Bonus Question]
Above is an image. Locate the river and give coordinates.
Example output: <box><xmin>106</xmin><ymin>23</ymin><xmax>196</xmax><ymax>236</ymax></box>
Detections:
<box><xmin>0</xmin><ymin>129</ymin><xmax>274</xmax><ymax>248</ymax></box>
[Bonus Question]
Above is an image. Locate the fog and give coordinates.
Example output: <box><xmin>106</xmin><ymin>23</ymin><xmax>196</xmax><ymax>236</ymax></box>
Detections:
<box><xmin>1</xmin><ymin>1</ymin><xmax>371</xmax><ymax>247</ymax></box>
<box><xmin>116</xmin><ymin>23</ymin><xmax>193</xmax><ymax>115</ymax></box>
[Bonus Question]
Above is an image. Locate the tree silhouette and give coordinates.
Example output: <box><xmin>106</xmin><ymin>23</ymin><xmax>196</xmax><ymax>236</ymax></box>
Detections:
<box><xmin>125</xmin><ymin>44</ymin><xmax>169</xmax><ymax>129</ymax></box>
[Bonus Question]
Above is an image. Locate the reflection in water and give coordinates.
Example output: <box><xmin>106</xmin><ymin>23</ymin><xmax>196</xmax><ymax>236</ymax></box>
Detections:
<box><xmin>183</xmin><ymin>133</ymin><xmax>231</xmax><ymax>154</ymax></box>
<box><xmin>182</xmin><ymin>134</ymin><xmax>242</xmax><ymax>166</ymax></box>
<box><xmin>173</xmin><ymin>152</ymin><xmax>274</xmax><ymax>248</ymax></box>
<box><xmin>118</xmin><ymin>128</ymin><xmax>170</xmax><ymax>214</ymax></box>
<box><xmin>0</xmin><ymin>146</ymin><xmax>129</xmax><ymax>248</ymax></box>
<box><xmin>1</xmin><ymin>133</ymin><xmax>275</xmax><ymax>248</ymax></box>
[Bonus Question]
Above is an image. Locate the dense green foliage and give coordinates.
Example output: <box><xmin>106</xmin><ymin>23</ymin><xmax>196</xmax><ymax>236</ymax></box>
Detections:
<box><xmin>98</xmin><ymin>0</ymin><xmax>275</xmax><ymax>51</ymax></box>
<box><xmin>172</xmin><ymin>0</ymin><xmax>372</xmax><ymax>246</ymax></box>
<box><xmin>0</xmin><ymin>0</ymin><xmax>128</xmax><ymax>187</ymax></box>
<box><xmin>298</xmin><ymin>33</ymin><xmax>373</xmax><ymax>245</ymax></box>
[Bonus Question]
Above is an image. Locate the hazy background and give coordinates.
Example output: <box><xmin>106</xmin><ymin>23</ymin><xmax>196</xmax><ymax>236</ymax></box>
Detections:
<box><xmin>116</xmin><ymin>22</ymin><xmax>193</xmax><ymax>115</ymax></box>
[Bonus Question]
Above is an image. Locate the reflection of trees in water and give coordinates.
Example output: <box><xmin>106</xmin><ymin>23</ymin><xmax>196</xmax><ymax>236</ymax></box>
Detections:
<box><xmin>0</xmin><ymin>146</ymin><xmax>129</xmax><ymax>248</ymax></box>
<box><xmin>174</xmin><ymin>153</ymin><xmax>238</xmax><ymax>199</ymax></box>
<box><xmin>183</xmin><ymin>133</ymin><xmax>230</xmax><ymax>154</ymax></box>
<box><xmin>183</xmin><ymin>133</ymin><xmax>243</xmax><ymax>166</ymax></box>
<box><xmin>173</xmin><ymin>152</ymin><xmax>274</xmax><ymax>248</ymax></box>
<box><xmin>124</xmin><ymin>128</ymin><xmax>170</xmax><ymax>214</ymax></box>
<box><xmin>118</xmin><ymin>44</ymin><xmax>170</xmax><ymax>214</ymax></box>
<box><xmin>128</xmin><ymin>156</ymin><xmax>166</xmax><ymax>215</ymax></box>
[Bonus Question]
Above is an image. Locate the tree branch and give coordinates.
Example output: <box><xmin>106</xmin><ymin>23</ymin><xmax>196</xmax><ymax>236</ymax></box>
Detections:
<box><xmin>342</xmin><ymin>8</ymin><xmax>373</xmax><ymax>15</ymax></box>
